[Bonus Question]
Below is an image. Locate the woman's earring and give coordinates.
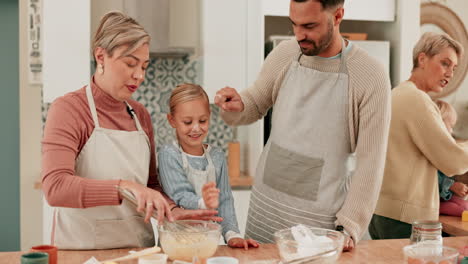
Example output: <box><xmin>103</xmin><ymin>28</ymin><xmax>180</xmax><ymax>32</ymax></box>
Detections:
<box><xmin>97</xmin><ymin>64</ymin><xmax>104</xmax><ymax>74</ymax></box>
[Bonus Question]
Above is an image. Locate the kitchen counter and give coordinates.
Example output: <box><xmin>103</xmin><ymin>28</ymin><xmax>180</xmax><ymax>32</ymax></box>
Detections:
<box><xmin>440</xmin><ymin>215</ymin><xmax>468</xmax><ymax>236</ymax></box>
<box><xmin>2</xmin><ymin>236</ymin><xmax>467</xmax><ymax>263</ymax></box>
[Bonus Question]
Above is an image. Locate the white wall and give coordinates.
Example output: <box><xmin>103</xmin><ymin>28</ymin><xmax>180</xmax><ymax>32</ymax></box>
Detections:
<box><xmin>43</xmin><ymin>0</ymin><xmax>90</xmax><ymax>103</ymax></box>
<box><xmin>393</xmin><ymin>0</ymin><xmax>421</xmax><ymax>85</ymax></box>
<box><xmin>243</xmin><ymin>0</ymin><xmax>264</xmax><ymax>177</ymax></box>
<box><xmin>232</xmin><ymin>190</ymin><xmax>251</xmax><ymax>236</ymax></box>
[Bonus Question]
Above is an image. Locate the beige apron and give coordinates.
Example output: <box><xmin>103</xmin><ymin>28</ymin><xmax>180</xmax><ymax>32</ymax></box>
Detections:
<box><xmin>245</xmin><ymin>40</ymin><xmax>353</xmax><ymax>243</ymax></box>
<box><xmin>174</xmin><ymin>142</ymin><xmax>216</xmax><ymax>196</ymax></box>
<box><xmin>52</xmin><ymin>85</ymin><xmax>153</xmax><ymax>249</ymax></box>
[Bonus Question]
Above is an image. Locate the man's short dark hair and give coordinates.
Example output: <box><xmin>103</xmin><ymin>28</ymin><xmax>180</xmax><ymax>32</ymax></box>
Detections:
<box><xmin>292</xmin><ymin>0</ymin><xmax>345</xmax><ymax>10</ymax></box>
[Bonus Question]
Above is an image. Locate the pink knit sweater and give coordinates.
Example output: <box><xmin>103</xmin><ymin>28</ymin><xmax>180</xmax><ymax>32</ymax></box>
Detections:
<box><xmin>41</xmin><ymin>78</ymin><xmax>163</xmax><ymax>208</ymax></box>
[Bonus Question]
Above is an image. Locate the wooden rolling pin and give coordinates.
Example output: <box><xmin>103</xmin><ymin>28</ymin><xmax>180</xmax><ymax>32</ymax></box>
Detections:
<box><xmin>228</xmin><ymin>141</ymin><xmax>240</xmax><ymax>179</ymax></box>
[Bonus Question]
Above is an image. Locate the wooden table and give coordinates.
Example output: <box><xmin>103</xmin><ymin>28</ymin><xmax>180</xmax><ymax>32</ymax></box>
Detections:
<box><xmin>440</xmin><ymin>215</ymin><xmax>468</xmax><ymax>236</ymax></box>
<box><xmin>2</xmin><ymin>236</ymin><xmax>467</xmax><ymax>264</ymax></box>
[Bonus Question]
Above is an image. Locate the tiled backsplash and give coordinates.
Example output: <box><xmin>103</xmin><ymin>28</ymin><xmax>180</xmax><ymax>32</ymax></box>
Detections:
<box><xmin>42</xmin><ymin>56</ymin><xmax>233</xmax><ymax>153</ymax></box>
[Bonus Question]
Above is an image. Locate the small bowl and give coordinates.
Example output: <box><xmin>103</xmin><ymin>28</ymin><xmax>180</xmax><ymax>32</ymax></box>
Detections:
<box><xmin>274</xmin><ymin>226</ymin><xmax>345</xmax><ymax>264</ymax></box>
<box><xmin>158</xmin><ymin>220</ymin><xmax>221</xmax><ymax>262</ymax></box>
<box><xmin>403</xmin><ymin>244</ymin><xmax>459</xmax><ymax>264</ymax></box>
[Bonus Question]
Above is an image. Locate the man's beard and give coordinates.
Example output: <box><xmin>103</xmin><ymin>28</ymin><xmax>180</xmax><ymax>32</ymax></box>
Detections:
<box><xmin>299</xmin><ymin>19</ymin><xmax>334</xmax><ymax>56</ymax></box>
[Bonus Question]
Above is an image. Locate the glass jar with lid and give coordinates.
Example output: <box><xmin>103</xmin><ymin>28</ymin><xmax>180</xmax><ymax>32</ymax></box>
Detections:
<box><xmin>410</xmin><ymin>220</ymin><xmax>443</xmax><ymax>245</ymax></box>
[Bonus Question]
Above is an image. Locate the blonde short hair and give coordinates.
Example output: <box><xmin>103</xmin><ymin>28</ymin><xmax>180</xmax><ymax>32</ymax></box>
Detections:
<box><xmin>412</xmin><ymin>32</ymin><xmax>464</xmax><ymax>70</ymax></box>
<box><xmin>169</xmin><ymin>83</ymin><xmax>210</xmax><ymax>114</ymax></box>
<box><xmin>436</xmin><ymin>99</ymin><xmax>457</xmax><ymax>124</ymax></box>
<box><xmin>92</xmin><ymin>11</ymin><xmax>150</xmax><ymax>61</ymax></box>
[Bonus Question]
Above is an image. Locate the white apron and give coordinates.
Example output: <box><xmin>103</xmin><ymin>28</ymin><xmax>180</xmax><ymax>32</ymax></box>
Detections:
<box><xmin>52</xmin><ymin>85</ymin><xmax>153</xmax><ymax>249</ymax></box>
<box><xmin>175</xmin><ymin>142</ymin><xmax>227</xmax><ymax>244</ymax></box>
<box><xmin>245</xmin><ymin>40</ymin><xmax>353</xmax><ymax>243</ymax></box>
<box><xmin>175</xmin><ymin>142</ymin><xmax>216</xmax><ymax>196</ymax></box>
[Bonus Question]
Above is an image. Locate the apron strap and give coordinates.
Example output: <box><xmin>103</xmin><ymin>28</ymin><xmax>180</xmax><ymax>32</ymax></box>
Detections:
<box><xmin>296</xmin><ymin>38</ymin><xmax>349</xmax><ymax>75</ymax></box>
<box><xmin>203</xmin><ymin>145</ymin><xmax>214</xmax><ymax>169</ymax></box>
<box><xmin>124</xmin><ymin>102</ymin><xmax>144</xmax><ymax>131</ymax></box>
<box><xmin>174</xmin><ymin>141</ymin><xmax>189</xmax><ymax>170</ymax></box>
<box><xmin>338</xmin><ymin>38</ymin><xmax>349</xmax><ymax>75</ymax></box>
<box><xmin>85</xmin><ymin>85</ymin><xmax>100</xmax><ymax>128</ymax></box>
<box><xmin>174</xmin><ymin>141</ymin><xmax>214</xmax><ymax>173</ymax></box>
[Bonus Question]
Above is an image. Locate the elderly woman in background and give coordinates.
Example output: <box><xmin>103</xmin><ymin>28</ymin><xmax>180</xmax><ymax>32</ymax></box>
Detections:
<box><xmin>42</xmin><ymin>11</ymin><xmax>220</xmax><ymax>249</ymax></box>
<box><xmin>369</xmin><ymin>32</ymin><xmax>468</xmax><ymax>239</ymax></box>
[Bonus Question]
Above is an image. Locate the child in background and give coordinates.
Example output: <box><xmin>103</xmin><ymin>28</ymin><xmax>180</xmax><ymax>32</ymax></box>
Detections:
<box><xmin>158</xmin><ymin>83</ymin><xmax>259</xmax><ymax>249</ymax></box>
<box><xmin>436</xmin><ymin>100</ymin><xmax>468</xmax><ymax>217</ymax></box>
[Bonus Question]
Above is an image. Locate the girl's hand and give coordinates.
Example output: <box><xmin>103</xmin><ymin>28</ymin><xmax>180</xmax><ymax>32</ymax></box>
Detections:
<box><xmin>202</xmin><ymin>182</ymin><xmax>220</xmax><ymax>209</ymax></box>
<box><xmin>450</xmin><ymin>182</ymin><xmax>468</xmax><ymax>197</ymax></box>
<box><xmin>119</xmin><ymin>180</ymin><xmax>173</xmax><ymax>223</ymax></box>
<box><xmin>227</xmin><ymin>238</ymin><xmax>259</xmax><ymax>250</ymax></box>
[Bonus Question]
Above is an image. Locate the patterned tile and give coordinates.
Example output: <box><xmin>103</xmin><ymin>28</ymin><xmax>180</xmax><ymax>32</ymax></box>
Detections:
<box><xmin>42</xmin><ymin>56</ymin><xmax>233</xmax><ymax>154</ymax></box>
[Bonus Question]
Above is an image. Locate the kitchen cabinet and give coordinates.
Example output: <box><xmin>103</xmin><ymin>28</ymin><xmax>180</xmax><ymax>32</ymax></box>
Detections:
<box><xmin>343</xmin><ymin>0</ymin><xmax>395</xmax><ymax>21</ymax></box>
<box><xmin>42</xmin><ymin>0</ymin><xmax>90</xmax><ymax>103</ymax></box>
<box><xmin>262</xmin><ymin>0</ymin><xmax>395</xmax><ymax>21</ymax></box>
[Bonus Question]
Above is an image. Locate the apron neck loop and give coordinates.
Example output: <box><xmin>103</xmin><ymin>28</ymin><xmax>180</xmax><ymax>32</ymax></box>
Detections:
<box><xmin>296</xmin><ymin>37</ymin><xmax>349</xmax><ymax>75</ymax></box>
<box><xmin>174</xmin><ymin>141</ymin><xmax>189</xmax><ymax>169</ymax></box>
<box><xmin>174</xmin><ymin>141</ymin><xmax>212</xmax><ymax>170</ymax></box>
<box><xmin>85</xmin><ymin>85</ymin><xmax>144</xmax><ymax>132</ymax></box>
<box><xmin>296</xmin><ymin>52</ymin><xmax>303</xmax><ymax>63</ymax></box>
<box><xmin>338</xmin><ymin>38</ymin><xmax>348</xmax><ymax>75</ymax></box>
<box><xmin>124</xmin><ymin>102</ymin><xmax>144</xmax><ymax>131</ymax></box>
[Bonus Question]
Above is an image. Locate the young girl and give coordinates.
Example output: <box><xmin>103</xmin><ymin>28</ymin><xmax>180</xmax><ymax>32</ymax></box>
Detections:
<box><xmin>158</xmin><ymin>83</ymin><xmax>259</xmax><ymax>249</ymax></box>
<box><xmin>436</xmin><ymin>100</ymin><xmax>468</xmax><ymax>217</ymax></box>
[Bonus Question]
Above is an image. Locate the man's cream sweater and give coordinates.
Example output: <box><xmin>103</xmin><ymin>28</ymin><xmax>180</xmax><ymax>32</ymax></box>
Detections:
<box><xmin>375</xmin><ymin>81</ymin><xmax>468</xmax><ymax>224</ymax></box>
<box><xmin>221</xmin><ymin>39</ymin><xmax>391</xmax><ymax>242</ymax></box>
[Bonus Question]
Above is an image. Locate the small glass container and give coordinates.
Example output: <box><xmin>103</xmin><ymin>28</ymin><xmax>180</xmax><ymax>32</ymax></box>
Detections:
<box><xmin>403</xmin><ymin>244</ymin><xmax>459</xmax><ymax>264</ymax></box>
<box><xmin>410</xmin><ymin>220</ymin><xmax>443</xmax><ymax>245</ymax></box>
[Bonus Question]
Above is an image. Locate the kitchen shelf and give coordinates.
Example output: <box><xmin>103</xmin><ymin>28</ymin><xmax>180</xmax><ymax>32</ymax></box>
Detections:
<box><xmin>230</xmin><ymin>172</ymin><xmax>253</xmax><ymax>189</ymax></box>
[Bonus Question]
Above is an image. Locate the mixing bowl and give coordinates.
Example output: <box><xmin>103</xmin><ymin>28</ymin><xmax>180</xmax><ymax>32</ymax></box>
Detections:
<box><xmin>274</xmin><ymin>226</ymin><xmax>345</xmax><ymax>264</ymax></box>
<box><xmin>158</xmin><ymin>220</ymin><xmax>221</xmax><ymax>262</ymax></box>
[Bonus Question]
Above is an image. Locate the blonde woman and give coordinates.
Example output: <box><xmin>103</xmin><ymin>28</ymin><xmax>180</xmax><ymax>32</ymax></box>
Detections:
<box><xmin>370</xmin><ymin>32</ymin><xmax>468</xmax><ymax>239</ymax></box>
<box><xmin>42</xmin><ymin>12</ymin><xmax>220</xmax><ymax>249</ymax></box>
<box><xmin>158</xmin><ymin>83</ymin><xmax>259</xmax><ymax>249</ymax></box>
